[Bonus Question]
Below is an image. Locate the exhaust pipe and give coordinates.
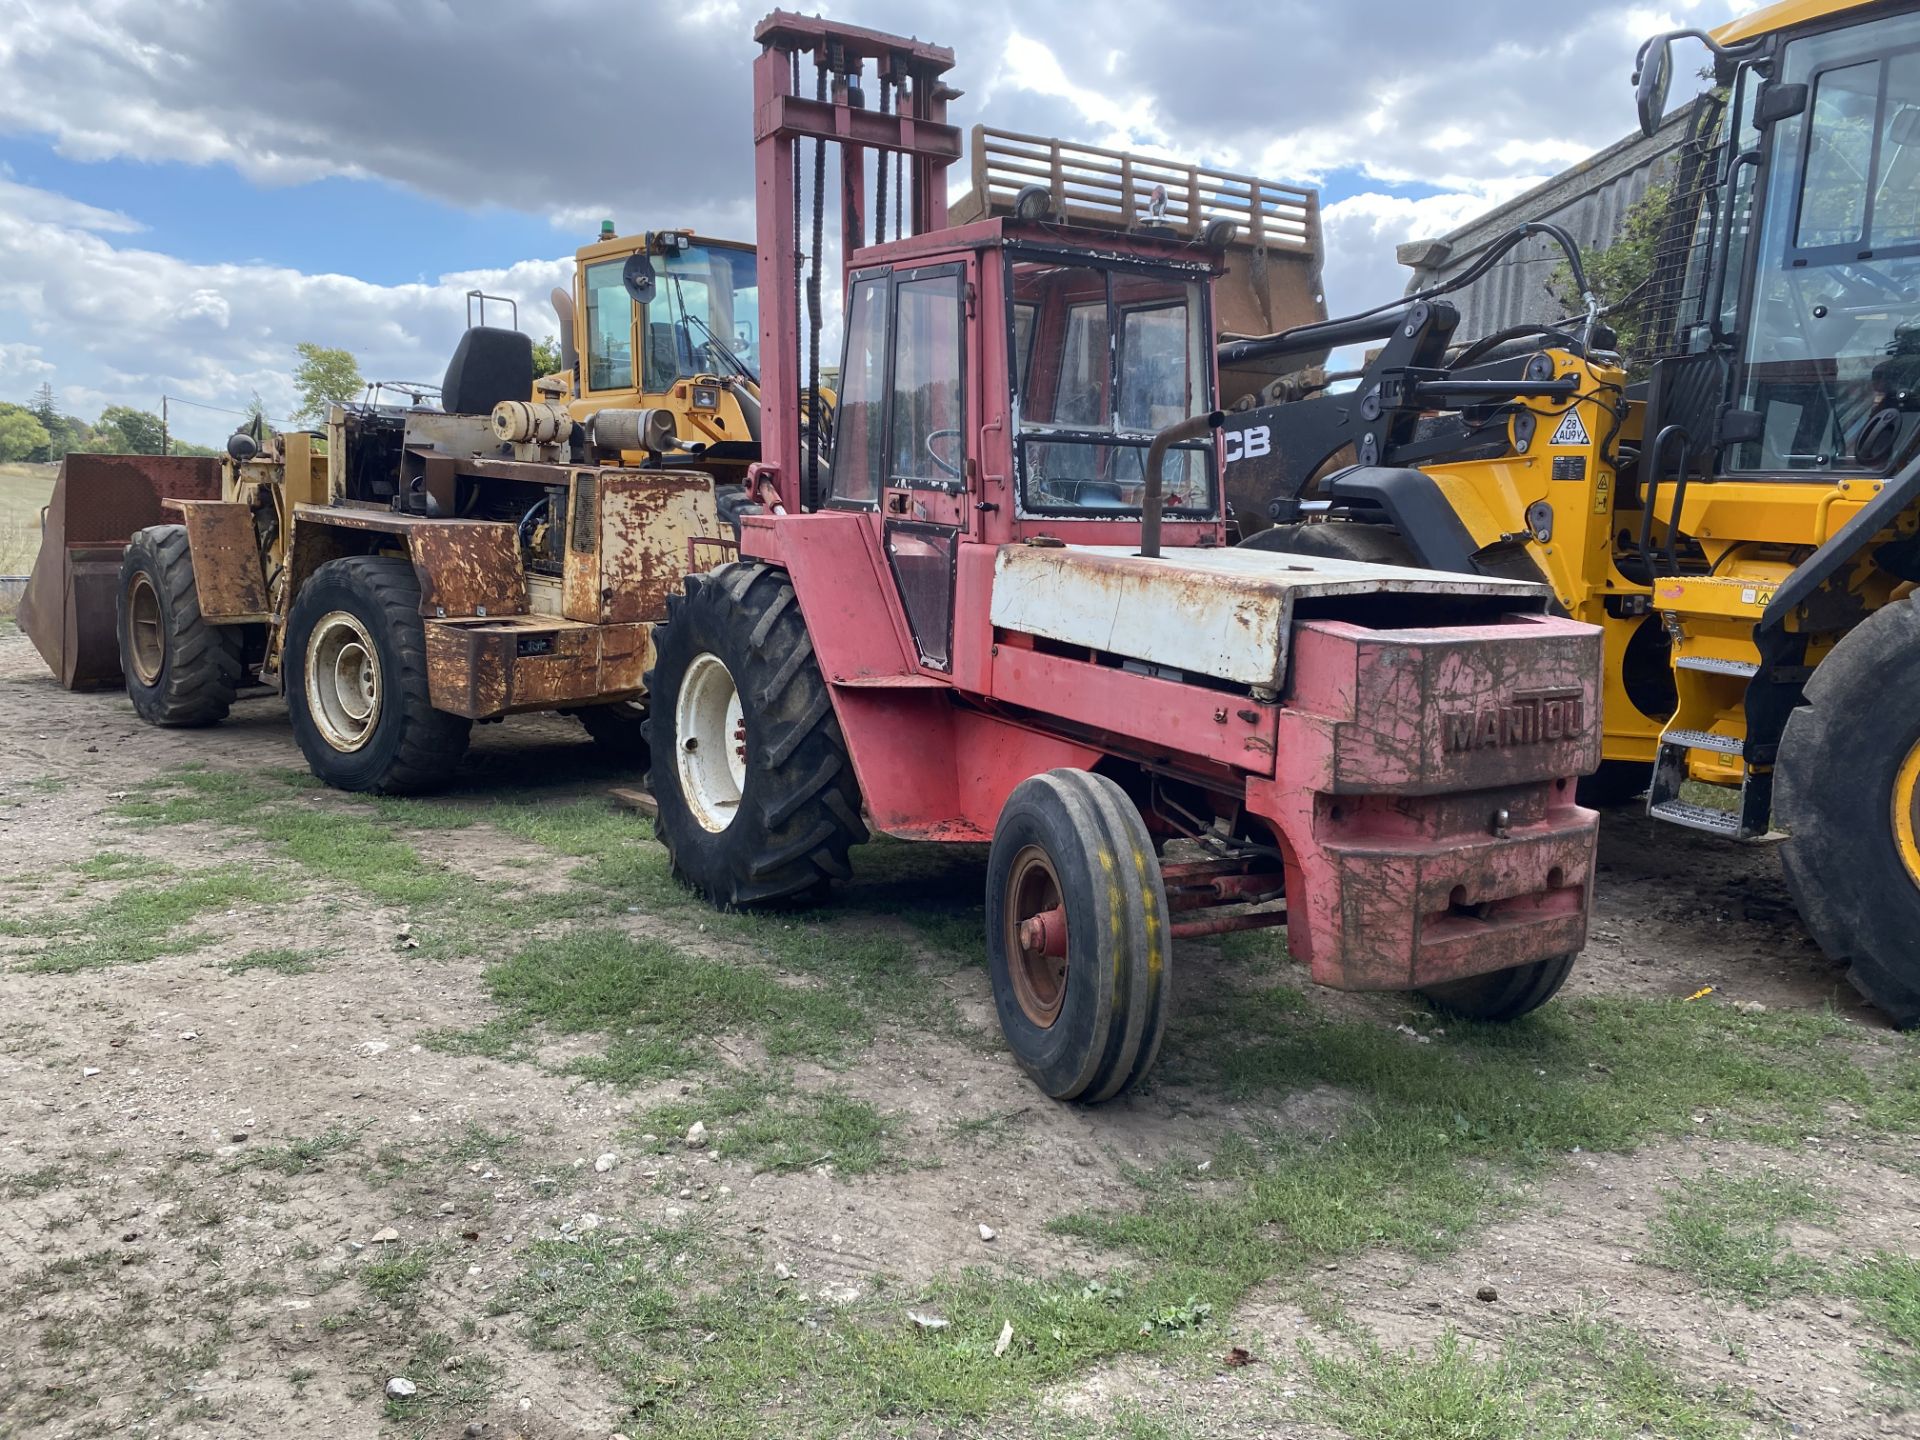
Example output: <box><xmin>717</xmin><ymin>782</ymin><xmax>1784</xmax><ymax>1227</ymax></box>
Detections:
<box><xmin>1140</xmin><ymin>410</ymin><xmax>1223</xmax><ymax>559</ymax></box>
<box><xmin>550</xmin><ymin>287</ymin><xmax>579</xmax><ymax>381</ymax></box>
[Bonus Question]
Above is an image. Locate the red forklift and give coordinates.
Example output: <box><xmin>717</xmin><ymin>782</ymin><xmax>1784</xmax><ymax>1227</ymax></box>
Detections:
<box><xmin>645</xmin><ymin>12</ymin><xmax>1606</xmax><ymax>1102</ymax></box>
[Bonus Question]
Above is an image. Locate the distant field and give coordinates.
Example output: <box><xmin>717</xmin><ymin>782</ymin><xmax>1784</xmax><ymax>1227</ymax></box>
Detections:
<box><xmin>0</xmin><ymin>461</ymin><xmax>57</xmax><ymax>575</ymax></box>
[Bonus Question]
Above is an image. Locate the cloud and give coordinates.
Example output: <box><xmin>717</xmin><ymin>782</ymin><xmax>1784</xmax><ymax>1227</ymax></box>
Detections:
<box><xmin>0</xmin><ymin>174</ymin><xmax>569</xmax><ymax>442</ymax></box>
<box><xmin>0</xmin><ymin>0</ymin><xmax>1771</xmax><ymax>427</ymax></box>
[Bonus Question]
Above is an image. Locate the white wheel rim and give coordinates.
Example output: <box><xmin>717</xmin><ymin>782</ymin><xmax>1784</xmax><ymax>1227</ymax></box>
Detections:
<box><xmin>676</xmin><ymin>652</ymin><xmax>746</xmax><ymax>834</ymax></box>
<box><xmin>306</xmin><ymin>610</ymin><xmax>382</xmax><ymax>752</ymax></box>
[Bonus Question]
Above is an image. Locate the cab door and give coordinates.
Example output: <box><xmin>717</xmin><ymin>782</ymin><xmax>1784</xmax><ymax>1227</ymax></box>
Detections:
<box><xmin>829</xmin><ymin>261</ymin><xmax>971</xmax><ymax>671</ymax></box>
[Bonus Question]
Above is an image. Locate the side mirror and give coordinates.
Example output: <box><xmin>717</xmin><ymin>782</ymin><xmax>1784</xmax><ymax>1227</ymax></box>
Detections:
<box><xmin>1635</xmin><ymin>36</ymin><xmax>1674</xmax><ymax>139</ymax></box>
<box><xmin>1890</xmin><ymin>105</ymin><xmax>1920</xmax><ymax>149</ymax></box>
<box><xmin>622</xmin><ymin>251</ymin><xmax>657</xmax><ymax>306</ymax></box>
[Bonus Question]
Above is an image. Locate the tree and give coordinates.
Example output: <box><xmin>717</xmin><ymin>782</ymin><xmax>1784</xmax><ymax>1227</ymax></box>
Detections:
<box><xmin>0</xmin><ymin>402</ymin><xmax>50</xmax><ymax>462</ymax></box>
<box><xmin>27</xmin><ymin>382</ymin><xmax>75</xmax><ymax>461</ymax></box>
<box><xmin>95</xmin><ymin>406</ymin><xmax>168</xmax><ymax>455</ymax></box>
<box><xmin>531</xmin><ymin>335</ymin><xmax>564</xmax><ymax>377</ymax></box>
<box><xmin>292</xmin><ymin>342</ymin><xmax>364</xmax><ymax>425</ymax></box>
<box><xmin>1551</xmin><ymin>183</ymin><xmax>1671</xmax><ymax>371</ymax></box>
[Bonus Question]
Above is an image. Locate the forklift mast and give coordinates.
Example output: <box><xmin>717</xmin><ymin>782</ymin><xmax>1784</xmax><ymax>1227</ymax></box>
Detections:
<box><xmin>749</xmin><ymin>12</ymin><xmax>961</xmax><ymax>513</ymax></box>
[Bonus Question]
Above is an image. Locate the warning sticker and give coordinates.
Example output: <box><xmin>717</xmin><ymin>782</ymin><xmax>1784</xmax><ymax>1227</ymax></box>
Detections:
<box><xmin>1550</xmin><ymin>410</ymin><xmax>1591</xmax><ymax>447</ymax></box>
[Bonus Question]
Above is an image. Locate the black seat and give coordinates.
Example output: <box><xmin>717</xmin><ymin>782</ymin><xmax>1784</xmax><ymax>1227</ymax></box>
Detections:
<box><xmin>441</xmin><ymin>327</ymin><xmax>535</xmax><ymax>417</ymax></box>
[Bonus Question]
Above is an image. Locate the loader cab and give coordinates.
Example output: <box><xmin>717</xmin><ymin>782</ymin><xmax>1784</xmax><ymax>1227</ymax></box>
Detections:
<box><xmin>568</xmin><ymin>228</ymin><xmax>763</xmax><ymax>465</ymax></box>
<box><xmin>1640</xmin><ymin>3</ymin><xmax>1920</xmax><ymax>480</ymax></box>
<box><xmin>826</xmin><ymin>223</ymin><xmax>1224</xmax><ymax>550</ymax></box>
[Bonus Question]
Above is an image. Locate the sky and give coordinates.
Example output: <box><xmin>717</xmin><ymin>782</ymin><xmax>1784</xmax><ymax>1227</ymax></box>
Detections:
<box><xmin>0</xmin><ymin>0</ymin><xmax>1762</xmax><ymax>447</ymax></box>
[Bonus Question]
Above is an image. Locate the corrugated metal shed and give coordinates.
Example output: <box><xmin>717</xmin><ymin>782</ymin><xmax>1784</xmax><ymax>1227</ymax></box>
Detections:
<box><xmin>1397</xmin><ymin>100</ymin><xmax>1706</xmax><ymax>342</ymax></box>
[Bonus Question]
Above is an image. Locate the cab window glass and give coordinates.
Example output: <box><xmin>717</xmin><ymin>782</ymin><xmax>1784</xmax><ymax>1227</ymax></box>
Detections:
<box><xmin>1799</xmin><ymin>60</ymin><xmax>1877</xmax><ymax>248</ymax></box>
<box><xmin>830</xmin><ymin>276</ymin><xmax>889</xmax><ymax>505</ymax></box>
<box><xmin>888</xmin><ymin>274</ymin><xmax>966</xmax><ymax>485</ymax></box>
<box><xmin>584</xmin><ymin>260</ymin><xmax>633</xmax><ymax>392</ymax></box>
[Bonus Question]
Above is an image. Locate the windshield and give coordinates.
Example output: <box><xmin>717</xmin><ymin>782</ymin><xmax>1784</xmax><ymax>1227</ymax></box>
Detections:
<box><xmin>645</xmin><ymin>244</ymin><xmax>761</xmax><ymax>391</ymax></box>
<box><xmin>1734</xmin><ymin>11</ymin><xmax>1920</xmax><ymax>473</ymax></box>
<box><xmin>1008</xmin><ymin>255</ymin><xmax>1214</xmax><ymax>516</ymax></box>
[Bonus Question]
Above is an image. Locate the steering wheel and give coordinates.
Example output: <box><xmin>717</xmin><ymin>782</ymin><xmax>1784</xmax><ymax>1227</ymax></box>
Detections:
<box><xmin>924</xmin><ymin>428</ymin><xmax>964</xmax><ymax>478</ymax></box>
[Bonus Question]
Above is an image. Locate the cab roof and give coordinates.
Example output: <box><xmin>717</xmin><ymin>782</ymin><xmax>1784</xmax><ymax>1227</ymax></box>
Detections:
<box><xmin>846</xmin><ymin>215</ymin><xmax>1225</xmax><ymax>275</ymax></box>
<box><xmin>1712</xmin><ymin>0</ymin><xmax>1884</xmax><ymax>46</ymax></box>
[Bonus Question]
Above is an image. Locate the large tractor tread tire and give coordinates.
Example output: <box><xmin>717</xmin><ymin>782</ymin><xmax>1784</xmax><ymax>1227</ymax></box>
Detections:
<box><xmin>1419</xmin><ymin>951</ymin><xmax>1576</xmax><ymax>1023</ymax></box>
<box><xmin>714</xmin><ymin>484</ymin><xmax>764</xmax><ymax>542</ymax></box>
<box><xmin>1238</xmin><ymin>520</ymin><xmax>1419</xmax><ymax>567</ymax></box>
<box><xmin>645</xmin><ymin>562</ymin><xmax>867</xmax><ymax>908</ymax></box>
<box><xmin>116</xmin><ymin>524</ymin><xmax>244</xmax><ymax>728</ymax></box>
<box><xmin>284</xmin><ymin>555</ymin><xmax>471</xmax><ymax>794</ymax></box>
<box><xmin>986</xmin><ymin>769</ymin><xmax>1172</xmax><ymax>1103</ymax></box>
<box><xmin>1776</xmin><ymin>596</ymin><xmax>1920</xmax><ymax>1028</ymax></box>
<box><xmin>574</xmin><ymin>700</ymin><xmax>650</xmax><ymax>766</ymax></box>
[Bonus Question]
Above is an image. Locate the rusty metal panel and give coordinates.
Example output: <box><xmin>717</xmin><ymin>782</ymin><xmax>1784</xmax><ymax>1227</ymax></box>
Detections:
<box><xmin>426</xmin><ymin>622</ymin><xmax>510</xmax><ymax>717</ymax></box>
<box><xmin>423</xmin><ymin>617</ymin><xmax>653</xmax><ymax>719</ymax></box>
<box><xmin>18</xmin><ymin>454</ymin><xmax>222</xmax><ymax>690</ymax></box>
<box><xmin>564</xmin><ymin>468</ymin><xmax>722</xmax><ymax>625</ymax></box>
<box><xmin>174</xmin><ymin>500</ymin><xmax>269</xmax><ymax>622</ymax></box>
<box><xmin>406</xmin><ymin>522</ymin><xmax>526</xmax><ymax>619</ymax></box>
<box><xmin>563</xmin><ymin>471</ymin><xmax>600</xmax><ymax>622</ymax></box>
<box><xmin>287</xmin><ymin>507</ymin><xmax>527</xmax><ymax>619</ymax></box>
<box><xmin>599</xmin><ymin>470</ymin><xmax>720</xmax><ymax>624</ymax></box>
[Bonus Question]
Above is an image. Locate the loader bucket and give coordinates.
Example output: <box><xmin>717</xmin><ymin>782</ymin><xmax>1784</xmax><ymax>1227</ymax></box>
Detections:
<box><xmin>17</xmin><ymin>454</ymin><xmax>222</xmax><ymax>690</ymax></box>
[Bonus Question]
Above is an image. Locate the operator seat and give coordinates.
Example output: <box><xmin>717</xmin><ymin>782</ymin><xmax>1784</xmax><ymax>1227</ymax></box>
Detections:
<box><xmin>441</xmin><ymin>327</ymin><xmax>535</xmax><ymax>417</ymax></box>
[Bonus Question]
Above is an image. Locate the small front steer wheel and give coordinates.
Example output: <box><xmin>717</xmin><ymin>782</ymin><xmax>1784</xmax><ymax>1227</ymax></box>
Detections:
<box><xmin>116</xmin><ymin>524</ymin><xmax>243</xmax><ymax>727</ymax></box>
<box><xmin>284</xmin><ymin>555</ymin><xmax>471</xmax><ymax>793</ymax></box>
<box><xmin>986</xmin><ymin>770</ymin><xmax>1172</xmax><ymax>1103</ymax></box>
<box><xmin>645</xmin><ymin>562</ymin><xmax>867</xmax><ymax>906</ymax></box>
<box><xmin>1419</xmin><ymin>952</ymin><xmax>1576</xmax><ymax>1022</ymax></box>
<box><xmin>1776</xmin><ymin>595</ymin><xmax>1920</xmax><ymax>1027</ymax></box>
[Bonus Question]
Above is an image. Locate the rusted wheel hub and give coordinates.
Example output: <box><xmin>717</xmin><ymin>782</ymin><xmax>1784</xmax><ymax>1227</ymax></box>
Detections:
<box><xmin>1005</xmin><ymin>845</ymin><xmax>1068</xmax><ymax>1028</ymax></box>
<box><xmin>126</xmin><ymin>572</ymin><xmax>165</xmax><ymax>686</ymax></box>
<box><xmin>306</xmin><ymin>610</ymin><xmax>383</xmax><ymax>753</ymax></box>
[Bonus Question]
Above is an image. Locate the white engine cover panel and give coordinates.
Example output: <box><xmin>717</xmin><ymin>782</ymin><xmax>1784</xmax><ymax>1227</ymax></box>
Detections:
<box><xmin>988</xmin><ymin>544</ymin><xmax>1544</xmax><ymax>692</ymax></box>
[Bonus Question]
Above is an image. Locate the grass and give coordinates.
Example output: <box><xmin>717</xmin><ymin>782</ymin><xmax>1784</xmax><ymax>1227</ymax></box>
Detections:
<box><xmin>0</xmin><ymin>462</ymin><xmax>55</xmax><ymax>573</ymax></box>
<box><xmin>429</xmin><ymin>927</ymin><xmax>878</xmax><ymax>1086</ymax></box>
<box><xmin>246</xmin><ymin>1123</ymin><xmax>368</xmax><ymax>1176</ymax></box>
<box><xmin>1300</xmin><ymin>1317</ymin><xmax>1750</xmax><ymax>1440</ymax></box>
<box><xmin>222</xmin><ymin>946</ymin><xmax>323</xmax><ymax>976</ymax></box>
<box><xmin>1847</xmin><ymin>1254</ymin><xmax>1920</xmax><ymax>1398</ymax></box>
<box><xmin>74</xmin><ymin>851</ymin><xmax>175</xmax><ymax>882</ymax></box>
<box><xmin>1645</xmin><ymin>1168</ymin><xmax>1832</xmax><ymax>1304</ymax></box>
<box><xmin>14</xmin><ymin>865</ymin><xmax>291</xmax><ymax>973</ymax></box>
<box><xmin>362</xmin><ymin>1247</ymin><xmax>433</xmax><ymax>1305</ymax></box>
<box><xmin>27</xmin><ymin>758</ymin><xmax>1920</xmax><ymax>1432</ymax></box>
<box><xmin>635</xmin><ymin>1071</ymin><xmax>899</xmax><ymax>1176</ymax></box>
<box><xmin>380</xmin><ymin>1330</ymin><xmax>498</xmax><ymax>1428</ymax></box>
<box><xmin>1</xmin><ymin>1164</ymin><xmax>70</xmax><ymax>1199</ymax></box>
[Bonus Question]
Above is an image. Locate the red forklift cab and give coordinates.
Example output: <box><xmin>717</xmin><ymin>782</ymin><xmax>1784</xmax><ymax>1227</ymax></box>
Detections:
<box><xmin>744</xmin><ymin>221</ymin><xmax>1229</xmax><ymax>668</ymax></box>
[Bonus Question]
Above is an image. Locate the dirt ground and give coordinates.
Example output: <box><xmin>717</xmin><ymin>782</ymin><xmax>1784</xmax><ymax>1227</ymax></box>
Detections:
<box><xmin>1</xmin><ymin>620</ymin><xmax>1914</xmax><ymax>1440</ymax></box>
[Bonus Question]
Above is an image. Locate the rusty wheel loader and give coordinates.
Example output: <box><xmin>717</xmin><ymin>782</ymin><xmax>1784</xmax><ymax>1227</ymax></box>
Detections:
<box><xmin>640</xmin><ymin>12</ymin><xmax>1609</xmax><ymax>1103</ymax></box>
<box><xmin>1216</xmin><ymin>0</ymin><xmax>1920</xmax><ymax>1026</ymax></box>
<box><xmin>23</xmin><ymin>309</ymin><xmax>744</xmax><ymax>793</ymax></box>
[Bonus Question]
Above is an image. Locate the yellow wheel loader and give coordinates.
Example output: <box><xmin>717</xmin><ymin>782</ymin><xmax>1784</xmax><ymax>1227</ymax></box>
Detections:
<box><xmin>1221</xmin><ymin>0</ymin><xmax>1920</xmax><ymax>1023</ymax></box>
<box><xmin>22</xmin><ymin>273</ymin><xmax>750</xmax><ymax>793</ymax></box>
